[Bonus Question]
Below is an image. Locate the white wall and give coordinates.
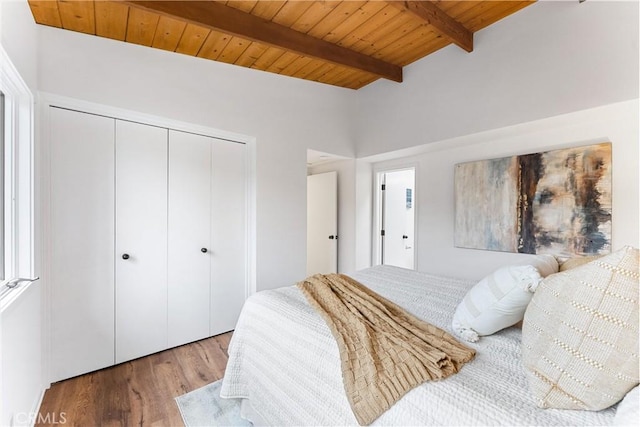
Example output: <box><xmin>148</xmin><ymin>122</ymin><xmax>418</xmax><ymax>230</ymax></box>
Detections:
<box><xmin>355</xmin><ymin>0</ymin><xmax>639</xmax><ymax>158</ymax></box>
<box><xmin>354</xmin><ymin>160</ymin><xmax>373</xmax><ymax>270</ymax></box>
<box><xmin>36</xmin><ymin>25</ymin><xmax>355</xmax><ymax>292</ymax></box>
<box><xmin>0</xmin><ymin>0</ymin><xmax>38</xmax><ymax>92</ymax></box>
<box><xmin>368</xmin><ymin>100</ymin><xmax>639</xmax><ymax>280</ymax></box>
<box><xmin>1</xmin><ymin>283</ymin><xmax>42</xmax><ymax>427</ymax></box>
<box><xmin>0</xmin><ymin>1</ymin><xmax>43</xmax><ymax>426</ymax></box>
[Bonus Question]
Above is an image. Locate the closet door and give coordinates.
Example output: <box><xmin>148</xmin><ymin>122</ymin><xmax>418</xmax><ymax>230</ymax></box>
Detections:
<box><xmin>210</xmin><ymin>139</ymin><xmax>247</xmax><ymax>335</ymax></box>
<box><xmin>50</xmin><ymin>108</ymin><xmax>115</xmax><ymax>381</ymax></box>
<box><xmin>115</xmin><ymin>121</ymin><xmax>168</xmax><ymax>363</ymax></box>
<box><xmin>167</xmin><ymin>131</ymin><xmax>211</xmax><ymax>347</ymax></box>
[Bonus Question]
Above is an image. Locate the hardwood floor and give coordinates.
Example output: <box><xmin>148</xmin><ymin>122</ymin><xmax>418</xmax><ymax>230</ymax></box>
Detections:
<box><xmin>36</xmin><ymin>332</ymin><xmax>233</xmax><ymax>427</ymax></box>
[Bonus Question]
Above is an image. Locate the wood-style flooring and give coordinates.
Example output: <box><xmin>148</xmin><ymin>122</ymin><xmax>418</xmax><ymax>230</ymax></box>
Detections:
<box><xmin>36</xmin><ymin>332</ymin><xmax>233</xmax><ymax>427</ymax></box>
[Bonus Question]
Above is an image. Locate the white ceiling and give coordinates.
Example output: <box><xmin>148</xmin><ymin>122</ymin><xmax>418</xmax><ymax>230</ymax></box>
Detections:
<box><xmin>306</xmin><ymin>149</ymin><xmax>348</xmax><ymax>168</ymax></box>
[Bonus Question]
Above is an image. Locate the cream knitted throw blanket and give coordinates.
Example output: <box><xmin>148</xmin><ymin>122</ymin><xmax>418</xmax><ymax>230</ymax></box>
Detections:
<box><xmin>298</xmin><ymin>273</ymin><xmax>476</xmax><ymax>425</ymax></box>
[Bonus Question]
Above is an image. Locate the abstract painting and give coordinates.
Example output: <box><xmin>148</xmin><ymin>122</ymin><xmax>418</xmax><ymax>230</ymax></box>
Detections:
<box><xmin>454</xmin><ymin>143</ymin><xmax>612</xmax><ymax>257</ymax></box>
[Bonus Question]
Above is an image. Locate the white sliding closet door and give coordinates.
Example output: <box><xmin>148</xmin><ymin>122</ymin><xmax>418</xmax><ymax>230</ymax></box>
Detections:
<box><xmin>50</xmin><ymin>108</ymin><xmax>115</xmax><ymax>382</ymax></box>
<box><xmin>168</xmin><ymin>131</ymin><xmax>211</xmax><ymax>347</ymax></box>
<box><xmin>210</xmin><ymin>139</ymin><xmax>246</xmax><ymax>335</ymax></box>
<box><xmin>48</xmin><ymin>104</ymin><xmax>250</xmax><ymax>381</ymax></box>
<box><xmin>115</xmin><ymin>121</ymin><xmax>168</xmax><ymax>363</ymax></box>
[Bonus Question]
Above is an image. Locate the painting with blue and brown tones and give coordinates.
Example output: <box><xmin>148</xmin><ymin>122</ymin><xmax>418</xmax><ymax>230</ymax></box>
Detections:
<box><xmin>454</xmin><ymin>143</ymin><xmax>611</xmax><ymax>258</ymax></box>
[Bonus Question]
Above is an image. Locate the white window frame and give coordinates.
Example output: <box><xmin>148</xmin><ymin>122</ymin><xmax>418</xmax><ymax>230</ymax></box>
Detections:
<box><xmin>0</xmin><ymin>44</ymin><xmax>36</xmax><ymax>310</ymax></box>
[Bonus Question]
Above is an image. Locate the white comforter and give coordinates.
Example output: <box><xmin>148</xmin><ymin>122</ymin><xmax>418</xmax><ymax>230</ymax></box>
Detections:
<box><xmin>220</xmin><ymin>265</ymin><xmax>616</xmax><ymax>426</ymax></box>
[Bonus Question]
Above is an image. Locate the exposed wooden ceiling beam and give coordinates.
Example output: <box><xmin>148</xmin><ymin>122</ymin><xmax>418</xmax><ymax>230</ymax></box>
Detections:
<box><xmin>389</xmin><ymin>1</ymin><xmax>473</xmax><ymax>53</ymax></box>
<box><xmin>122</xmin><ymin>0</ymin><xmax>403</xmax><ymax>83</ymax></box>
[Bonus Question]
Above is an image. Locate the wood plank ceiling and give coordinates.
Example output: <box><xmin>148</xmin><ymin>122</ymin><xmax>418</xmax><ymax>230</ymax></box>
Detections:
<box><xmin>27</xmin><ymin>0</ymin><xmax>534</xmax><ymax>89</ymax></box>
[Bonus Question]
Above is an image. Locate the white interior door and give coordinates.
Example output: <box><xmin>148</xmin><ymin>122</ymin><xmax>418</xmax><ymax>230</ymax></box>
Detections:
<box><xmin>50</xmin><ymin>107</ymin><xmax>115</xmax><ymax>381</ymax></box>
<box><xmin>210</xmin><ymin>139</ymin><xmax>247</xmax><ymax>335</ymax></box>
<box><xmin>115</xmin><ymin>120</ymin><xmax>168</xmax><ymax>363</ymax></box>
<box><xmin>168</xmin><ymin>130</ymin><xmax>211</xmax><ymax>347</ymax></box>
<box><xmin>307</xmin><ymin>171</ymin><xmax>338</xmax><ymax>275</ymax></box>
<box><xmin>382</xmin><ymin>169</ymin><xmax>415</xmax><ymax>269</ymax></box>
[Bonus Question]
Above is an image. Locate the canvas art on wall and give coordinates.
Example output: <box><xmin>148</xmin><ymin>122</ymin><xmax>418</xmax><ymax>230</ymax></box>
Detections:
<box><xmin>454</xmin><ymin>142</ymin><xmax>612</xmax><ymax>257</ymax></box>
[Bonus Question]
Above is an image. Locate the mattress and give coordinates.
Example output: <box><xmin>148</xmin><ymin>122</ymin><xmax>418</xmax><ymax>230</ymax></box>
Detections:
<box><xmin>220</xmin><ymin>265</ymin><xmax>616</xmax><ymax>426</ymax></box>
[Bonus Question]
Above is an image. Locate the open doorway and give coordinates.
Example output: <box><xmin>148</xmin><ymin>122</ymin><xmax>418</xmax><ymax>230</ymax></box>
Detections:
<box><xmin>376</xmin><ymin>168</ymin><xmax>416</xmax><ymax>269</ymax></box>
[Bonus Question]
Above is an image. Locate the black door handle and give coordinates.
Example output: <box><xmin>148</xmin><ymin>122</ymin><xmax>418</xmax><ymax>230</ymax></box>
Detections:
<box><xmin>402</xmin><ymin>235</ymin><xmax>408</xmax><ymax>239</ymax></box>
<box><xmin>201</xmin><ymin>248</ymin><xmax>208</xmax><ymax>253</ymax></box>
<box><xmin>328</xmin><ymin>235</ymin><xmax>334</xmax><ymax>240</ymax></box>
<box><xmin>122</xmin><ymin>253</ymin><xmax>130</xmax><ymax>260</ymax></box>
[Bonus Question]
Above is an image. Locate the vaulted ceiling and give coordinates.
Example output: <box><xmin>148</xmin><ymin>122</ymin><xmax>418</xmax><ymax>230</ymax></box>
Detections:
<box><xmin>27</xmin><ymin>0</ymin><xmax>535</xmax><ymax>89</ymax></box>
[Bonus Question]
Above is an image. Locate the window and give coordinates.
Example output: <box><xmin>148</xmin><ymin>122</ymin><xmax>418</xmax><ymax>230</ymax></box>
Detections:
<box><xmin>0</xmin><ymin>45</ymin><xmax>36</xmax><ymax>303</ymax></box>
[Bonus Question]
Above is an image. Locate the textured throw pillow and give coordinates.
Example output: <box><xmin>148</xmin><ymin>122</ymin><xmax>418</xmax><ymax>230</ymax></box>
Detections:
<box><xmin>522</xmin><ymin>246</ymin><xmax>640</xmax><ymax>410</ymax></box>
<box><xmin>452</xmin><ymin>264</ymin><xmax>545</xmax><ymax>343</ymax></box>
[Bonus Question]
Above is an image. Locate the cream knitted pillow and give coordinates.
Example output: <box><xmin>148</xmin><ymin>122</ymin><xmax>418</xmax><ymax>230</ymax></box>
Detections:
<box><xmin>522</xmin><ymin>246</ymin><xmax>639</xmax><ymax>410</ymax></box>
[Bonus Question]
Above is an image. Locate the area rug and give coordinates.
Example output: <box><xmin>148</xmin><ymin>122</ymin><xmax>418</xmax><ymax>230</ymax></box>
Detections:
<box><xmin>175</xmin><ymin>379</ymin><xmax>252</xmax><ymax>427</ymax></box>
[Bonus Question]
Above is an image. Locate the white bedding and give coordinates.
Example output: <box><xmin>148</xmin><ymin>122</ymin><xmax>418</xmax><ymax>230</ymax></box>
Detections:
<box><xmin>220</xmin><ymin>265</ymin><xmax>616</xmax><ymax>426</ymax></box>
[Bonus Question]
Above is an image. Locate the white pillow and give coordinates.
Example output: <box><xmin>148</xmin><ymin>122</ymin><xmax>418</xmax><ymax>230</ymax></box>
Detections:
<box><xmin>452</xmin><ymin>265</ymin><xmax>544</xmax><ymax>342</ymax></box>
<box><xmin>614</xmin><ymin>386</ymin><xmax>640</xmax><ymax>427</ymax></box>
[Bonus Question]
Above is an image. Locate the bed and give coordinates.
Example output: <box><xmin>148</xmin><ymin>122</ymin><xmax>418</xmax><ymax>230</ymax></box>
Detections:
<box><xmin>220</xmin><ymin>265</ymin><xmax>617</xmax><ymax>426</ymax></box>
<box><xmin>221</xmin><ymin>266</ymin><xmax>615</xmax><ymax>426</ymax></box>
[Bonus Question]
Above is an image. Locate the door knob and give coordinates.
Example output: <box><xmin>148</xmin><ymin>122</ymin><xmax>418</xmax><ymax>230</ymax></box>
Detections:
<box><xmin>402</xmin><ymin>235</ymin><xmax>408</xmax><ymax>239</ymax></box>
<box><xmin>328</xmin><ymin>235</ymin><xmax>338</xmax><ymax>240</ymax></box>
<box><xmin>201</xmin><ymin>248</ymin><xmax>208</xmax><ymax>253</ymax></box>
<box><xmin>122</xmin><ymin>253</ymin><xmax>130</xmax><ymax>260</ymax></box>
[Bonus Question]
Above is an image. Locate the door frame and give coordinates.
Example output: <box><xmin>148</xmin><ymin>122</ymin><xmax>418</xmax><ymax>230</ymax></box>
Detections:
<box><xmin>372</xmin><ymin>164</ymin><xmax>418</xmax><ymax>268</ymax></box>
